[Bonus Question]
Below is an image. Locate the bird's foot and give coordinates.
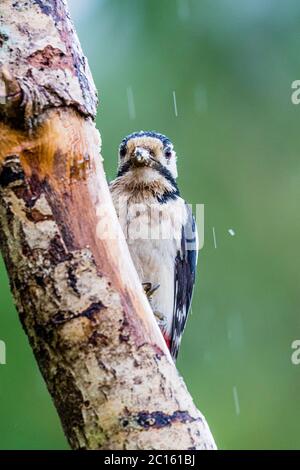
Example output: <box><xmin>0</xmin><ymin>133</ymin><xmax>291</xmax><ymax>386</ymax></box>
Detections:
<box><xmin>154</xmin><ymin>310</ymin><xmax>164</xmax><ymax>321</ymax></box>
<box><xmin>153</xmin><ymin>310</ymin><xmax>167</xmax><ymax>329</ymax></box>
<box><xmin>142</xmin><ymin>282</ymin><xmax>160</xmax><ymax>300</ymax></box>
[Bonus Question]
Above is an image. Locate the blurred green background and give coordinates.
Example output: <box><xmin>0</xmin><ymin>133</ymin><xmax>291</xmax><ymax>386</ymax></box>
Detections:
<box><xmin>1</xmin><ymin>0</ymin><xmax>300</xmax><ymax>450</ymax></box>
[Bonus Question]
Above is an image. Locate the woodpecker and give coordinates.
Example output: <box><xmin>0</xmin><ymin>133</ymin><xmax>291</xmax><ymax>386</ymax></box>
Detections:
<box><xmin>110</xmin><ymin>131</ymin><xmax>198</xmax><ymax>360</ymax></box>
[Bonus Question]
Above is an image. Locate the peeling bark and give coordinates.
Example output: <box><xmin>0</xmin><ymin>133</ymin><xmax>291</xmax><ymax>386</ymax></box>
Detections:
<box><xmin>0</xmin><ymin>0</ymin><xmax>216</xmax><ymax>450</ymax></box>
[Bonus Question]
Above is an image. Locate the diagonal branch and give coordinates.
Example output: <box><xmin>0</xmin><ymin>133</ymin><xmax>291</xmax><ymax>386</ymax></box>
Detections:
<box><xmin>0</xmin><ymin>0</ymin><xmax>216</xmax><ymax>450</ymax></box>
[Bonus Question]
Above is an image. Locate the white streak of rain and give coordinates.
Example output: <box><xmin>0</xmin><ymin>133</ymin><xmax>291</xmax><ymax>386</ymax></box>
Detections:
<box><xmin>173</xmin><ymin>91</ymin><xmax>178</xmax><ymax>117</ymax></box>
<box><xmin>212</xmin><ymin>227</ymin><xmax>217</xmax><ymax>249</ymax></box>
<box><xmin>233</xmin><ymin>386</ymin><xmax>240</xmax><ymax>416</ymax></box>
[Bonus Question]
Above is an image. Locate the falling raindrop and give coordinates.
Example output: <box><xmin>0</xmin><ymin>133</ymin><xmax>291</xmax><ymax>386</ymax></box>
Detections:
<box><xmin>227</xmin><ymin>314</ymin><xmax>244</xmax><ymax>350</ymax></box>
<box><xmin>203</xmin><ymin>350</ymin><xmax>212</xmax><ymax>363</ymax></box>
<box><xmin>172</xmin><ymin>90</ymin><xmax>178</xmax><ymax>117</ymax></box>
<box><xmin>212</xmin><ymin>227</ymin><xmax>217</xmax><ymax>249</ymax></box>
<box><xmin>177</xmin><ymin>0</ymin><xmax>190</xmax><ymax>21</ymax></box>
<box><xmin>233</xmin><ymin>386</ymin><xmax>240</xmax><ymax>416</ymax></box>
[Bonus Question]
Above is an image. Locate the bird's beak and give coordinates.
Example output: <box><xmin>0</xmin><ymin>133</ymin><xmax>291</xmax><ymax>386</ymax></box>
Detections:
<box><xmin>133</xmin><ymin>147</ymin><xmax>151</xmax><ymax>166</ymax></box>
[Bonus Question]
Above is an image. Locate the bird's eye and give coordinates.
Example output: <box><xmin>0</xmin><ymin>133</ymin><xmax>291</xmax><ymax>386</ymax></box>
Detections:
<box><xmin>119</xmin><ymin>145</ymin><xmax>127</xmax><ymax>158</ymax></box>
<box><xmin>164</xmin><ymin>148</ymin><xmax>172</xmax><ymax>159</ymax></box>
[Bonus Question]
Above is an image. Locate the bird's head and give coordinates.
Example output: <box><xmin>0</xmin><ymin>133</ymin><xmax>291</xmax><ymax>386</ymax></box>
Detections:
<box><xmin>116</xmin><ymin>131</ymin><xmax>178</xmax><ymax>187</ymax></box>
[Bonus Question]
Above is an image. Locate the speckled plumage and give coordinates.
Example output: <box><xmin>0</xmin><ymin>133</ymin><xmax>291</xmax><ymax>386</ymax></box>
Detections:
<box><xmin>110</xmin><ymin>131</ymin><xmax>198</xmax><ymax>360</ymax></box>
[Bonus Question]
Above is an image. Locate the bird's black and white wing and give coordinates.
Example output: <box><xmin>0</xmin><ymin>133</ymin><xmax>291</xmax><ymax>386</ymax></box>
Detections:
<box><xmin>170</xmin><ymin>204</ymin><xmax>198</xmax><ymax>360</ymax></box>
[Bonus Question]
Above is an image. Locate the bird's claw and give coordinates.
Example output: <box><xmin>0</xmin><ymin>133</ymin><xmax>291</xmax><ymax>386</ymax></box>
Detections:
<box><xmin>142</xmin><ymin>282</ymin><xmax>160</xmax><ymax>299</ymax></box>
<box><xmin>154</xmin><ymin>310</ymin><xmax>164</xmax><ymax>321</ymax></box>
<box><xmin>154</xmin><ymin>310</ymin><xmax>167</xmax><ymax>329</ymax></box>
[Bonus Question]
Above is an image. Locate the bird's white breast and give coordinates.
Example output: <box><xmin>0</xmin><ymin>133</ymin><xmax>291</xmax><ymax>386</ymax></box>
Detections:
<box><xmin>111</xmin><ymin>190</ymin><xmax>187</xmax><ymax>335</ymax></box>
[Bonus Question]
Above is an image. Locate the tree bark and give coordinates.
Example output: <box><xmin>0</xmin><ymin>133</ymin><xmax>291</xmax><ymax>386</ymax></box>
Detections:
<box><xmin>0</xmin><ymin>0</ymin><xmax>216</xmax><ymax>450</ymax></box>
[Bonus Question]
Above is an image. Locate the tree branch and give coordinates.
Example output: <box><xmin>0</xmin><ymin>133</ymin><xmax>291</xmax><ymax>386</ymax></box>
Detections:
<box><xmin>0</xmin><ymin>0</ymin><xmax>216</xmax><ymax>450</ymax></box>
